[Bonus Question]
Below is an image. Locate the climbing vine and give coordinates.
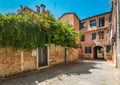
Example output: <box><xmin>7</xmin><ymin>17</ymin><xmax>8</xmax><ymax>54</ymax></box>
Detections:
<box><xmin>0</xmin><ymin>12</ymin><xmax>79</xmax><ymax>50</ymax></box>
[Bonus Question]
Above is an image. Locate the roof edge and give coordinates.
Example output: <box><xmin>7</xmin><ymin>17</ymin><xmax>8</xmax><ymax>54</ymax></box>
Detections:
<box><xmin>81</xmin><ymin>11</ymin><xmax>111</xmax><ymax>21</ymax></box>
<box><xmin>59</xmin><ymin>12</ymin><xmax>80</xmax><ymax>20</ymax></box>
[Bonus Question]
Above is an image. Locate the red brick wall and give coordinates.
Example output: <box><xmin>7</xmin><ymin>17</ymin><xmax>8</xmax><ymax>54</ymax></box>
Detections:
<box><xmin>60</xmin><ymin>13</ymin><xmax>80</xmax><ymax>61</ymax></box>
<box><xmin>69</xmin><ymin>48</ymin><xmax>80</xmax><ymax>61</ymax></box>
<box><xmin>80</xmin><ymin>13</ymin><xmax>111</xmax><ymax>59</ymax></box>
<box><xmin>60</xmin><ymin>14</ymin><xmax>74</xmax><ymax>26</ymax></box>
<box><xmin>73</xmin><ymin>14</ymin><xmax>80</xmax><ymax>31</ymax></box>
<box><xmin>60</xmin><ymin>12</ymin><xmax>111</xmax><ymax>60</ymax></box>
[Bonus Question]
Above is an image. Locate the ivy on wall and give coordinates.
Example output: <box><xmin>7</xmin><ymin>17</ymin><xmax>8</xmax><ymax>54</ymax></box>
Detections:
<box><xmin>0</xmin><ymin>12</ymin><xmax>79</xmax><ymax>51</ymax></box>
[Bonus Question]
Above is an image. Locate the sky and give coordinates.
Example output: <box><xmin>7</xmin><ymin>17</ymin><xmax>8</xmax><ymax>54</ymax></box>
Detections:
<box><xmin>0</xmin><ymin>0</ymin><xmax>111</xmax><ymax>19</ymax></box>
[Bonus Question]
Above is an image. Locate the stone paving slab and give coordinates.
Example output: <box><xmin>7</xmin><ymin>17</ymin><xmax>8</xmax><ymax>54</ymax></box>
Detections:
<box><xmin>0</xmin><ymin>60</ymin><xmax>120</xmax><ymax>85</ymax></box>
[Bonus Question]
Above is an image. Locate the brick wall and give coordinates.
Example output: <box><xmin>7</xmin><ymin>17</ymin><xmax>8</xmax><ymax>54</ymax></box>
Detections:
<box><xmin>23</xmin><ymin>50</ymin><xmax>37</xmax><ymax>71</ymax></box>
<box><xmin>0</xmin><ymin>48</ymin><xmax>38</xmax><ymax>77</ymax></box>
<box><xmin>69</xmin><ymin>48</ymin><xmax>80</xmax><ymax>61</ymax></box>
<box><xmin>60</xmin><ymin>13</ymin><xmax>80</xmax><ymax>61</ymax></box>
<box><xmin>0</xmin><ymin>48</ymin><xmax>21</xmax><ymax>77</ymax></box>
<box><xmin>60</xmin><ymin>12</ymin><xmax>111</xmax><ymax>60</ymax></box>
<box><xmin>60</xmin><ymin>14</ymin><xmax>74</xmax><ymax>26</ymax></box>
<box><xmin>0</xmin><ymin>44</ymin><xmax>79</xmax><ymax>77</ymax></box>
<box><xmin>49</xmin><ymin>44</ymin><xmax>65</xmax><ymax>65</ymax></box>
<box><xmin>80</xmin><ymin>12</ymin><xmax>111</xmax><ymax>59</ymax></box>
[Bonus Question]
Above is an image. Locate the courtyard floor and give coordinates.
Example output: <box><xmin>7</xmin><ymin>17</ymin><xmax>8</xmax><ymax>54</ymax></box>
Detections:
<box><xmin>0</xmin><ymin>60</ymin><xmax>120</xmax><ymax>85</ymax></box>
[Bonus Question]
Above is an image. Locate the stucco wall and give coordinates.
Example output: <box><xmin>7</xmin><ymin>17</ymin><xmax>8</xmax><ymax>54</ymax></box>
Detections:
<box><xmin>69</xmin><ymin>48</ymin><xmax>80</xmax><ymax>61</ymax></box>
<box><xmin>0</xmin><ymin>48</ymin><xmax>21</xmax><ymax>77</ymax></box>
<box><xmin>0</xmin><ymin>48</ymin><xmax>37</xmax><ymax>77</ymax></box>
<box><xmin>49</xmin><ymin>44</ymin><xmax>65</xmax><ymax>65</ymax></box>
<box><xmin>23</xmin><ymin>50</ymin><xmax>37</xmax><ymax>71</ymax></box>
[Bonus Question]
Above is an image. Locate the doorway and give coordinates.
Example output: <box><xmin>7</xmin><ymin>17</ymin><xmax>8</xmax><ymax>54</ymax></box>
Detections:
<box><xmin>38</xmin><ymin>46</ymin><xmax>48</xmax><ymax>67</ymax></box>
<box><xmin>94</xmin><ymin>46</ymin><xmax>104</xmax><ymax>59</ymax></box>
<box><xmin>65</xmin><ymin>48</ymin><xmax>69</xmax><ymax>62</ymax></box>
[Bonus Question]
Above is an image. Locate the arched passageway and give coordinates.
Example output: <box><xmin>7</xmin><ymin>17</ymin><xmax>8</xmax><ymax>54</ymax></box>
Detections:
<box><xmin>93</xmin><ymin>46</ymin><xmax>104</xmax><ymax>59</ymax></box>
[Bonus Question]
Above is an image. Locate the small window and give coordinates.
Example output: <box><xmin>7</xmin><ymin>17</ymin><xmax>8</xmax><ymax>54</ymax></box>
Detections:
<box><xmin>99</xmin><ymin>17</ymin><xmax>105</xmax><ymax>27</ymax></box>
<box><xmin>109</xmin><ymin>13</ymin><xmax>112</xmax><ymax>22</ymax></box>
<box><xmin>92</xmin><ymin>33</ymin><xmax>96</xmax><ymax>40</ymax></box>
<box><xmin>98</xmin><ymin>31</ymin><xmax>104</xmax><ymax>39</ymax></box>
<box><xmin>81</xmin><ymin>22</ymin><xmax>86</xmax><ymax>29</ymax></box>
<box><xmin>106</xmin><ymin>45</ymin><xmax>111</xmax><ymax>53</ymax></box>
<box><xmin>90</xmin><ymin>19</ymin><xmax>96</xmax><ymax>27</ymax></box>
<box><xmin>81</xmin><ymin>35</ymin><xmax>85</xmax><ymax>42</ymax></box>
<box><xmin>85</xmin><ymin>47</ymin><xmax>92</xmax><ymax>53</ymax></box>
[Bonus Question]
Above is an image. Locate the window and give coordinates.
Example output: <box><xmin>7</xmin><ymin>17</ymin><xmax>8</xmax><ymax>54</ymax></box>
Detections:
<box><xmin>109</xmin><ymin>13</ymin><xmax>112</xmax><ymax>22</ymax></box>
<box><xmin>99</xmin><ymin>17</ymin><xmax>105</xmax><ymax>27</ymax></box>
<box><xmin>81</xmin><ymin>35</ymin><xmax>85</xmax><ymax>41</ymax></box>
<box><xmin>85</xmin><ymin>47</ymin><xmax>92</xmax><ymax>53</ymax></box>
<box><xmin>81</xmin><ymin>22</ymin><xmax>86</xmax><ymax>29</ymax></box>
<box><xmin>106</xmin><ymin>45</ymin><xmax>111</xmax><ymax>53</ymax></box>
<box><xmin>98</xmin><ymin>31</ymin><xmax>104</xmax><ymax>39</ymax></box>
<box><xmin>92</xmin><ymin>33</ymin><xmax>96</xmax><ymax>40</ymax></box>
<box><xmin>90</xmin><ymin>19</ymin><xmax>96</xmax><ymax>27</ymax></box>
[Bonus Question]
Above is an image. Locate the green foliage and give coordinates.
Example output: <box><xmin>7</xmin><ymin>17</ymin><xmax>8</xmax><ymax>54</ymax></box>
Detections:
<box><xmin>0</xmin><ymin>12</ymin><xmax>79</xmax><ymax>50</ymax></box>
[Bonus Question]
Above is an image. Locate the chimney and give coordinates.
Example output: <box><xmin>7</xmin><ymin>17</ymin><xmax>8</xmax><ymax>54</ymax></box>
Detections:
<box><xmin>36</xmin><ymin>5</ymin><xmax>40</xmax><ymax>13</ymax></box>
<box><xmin>40</xmin><ymin>4</ymin><xmax>46</xmax><ymax>13</ymax></box>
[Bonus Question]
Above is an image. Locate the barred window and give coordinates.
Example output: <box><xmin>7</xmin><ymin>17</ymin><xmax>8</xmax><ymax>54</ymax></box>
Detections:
<box><xmin>98</xmin><ymin>31</ymin><xmax>104</xmax><ymax>39</ymax></box>
<box><xmin>92</xmin><ymin>33</ymin><xmax>96</xmax><ymax>40</ymax></box>
<box><xmin>81</xmin><ymin>35</ymin><xmax>85</xmax><ymax>42</ymax></box>
<box><xmin>85</xmin><ymin>47</ymin><xmax>92</xmax><ymax>53</ymax></box>
<box><xmin>106</xmin><ymin>45</ymin><xmax>111</xmax><ymax>53</ymax></box>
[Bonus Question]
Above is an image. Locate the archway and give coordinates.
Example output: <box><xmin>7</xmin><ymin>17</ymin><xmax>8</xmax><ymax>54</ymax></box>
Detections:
<box><xmin>93</xmin><ymin>46</ymin><xmax>104</xmax><ymax>59</ymax></box>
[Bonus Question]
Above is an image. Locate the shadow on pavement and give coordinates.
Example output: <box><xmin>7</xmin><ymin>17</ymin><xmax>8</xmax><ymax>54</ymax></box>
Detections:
<box><xmin>0</xmin><ymin>60</ymin><xmax>102</xmax><ymax>85</ymax></box>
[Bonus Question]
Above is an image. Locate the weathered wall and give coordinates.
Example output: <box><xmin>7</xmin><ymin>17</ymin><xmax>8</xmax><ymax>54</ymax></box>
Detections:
<box><xmin>69</xmin><ymin>48</ymin><xmax>80</xmax><ymax>61</ymax></box>
<box><xmin>60</xmin><ymin>13</ymin><xmax>81</xmax><ymax>61</ymax></box>
<box><xmin>23</xmin><ymin>50</ymin><xmax>37</xmax><ymax>71</ymax></box>
<box><xmin>80</xmin><ymin>12</ymin><xmax>111</xmax><ymax>59</ymax></box>
<box><xmin>60</xmin><ymin>14</ymin><xmax>74</xmax><ymax>26</ymax></box>
<box><xmin>0</xmin><ymin>44</ymin><xmax>80</xmax><ymax>77</ymax></box>
<box><xmin>0</xmin><ymin>48</ymin><xmax>37</xmax><ymax>77</ymax></box>
<box><xmin>0</xmin><ymin>48</ymin><xmax>21</xmax><ymax>77</ymax></box>
<box><xmin>49</xmin><ymin>44</ymin><xmax>65</xmax><ymax>65</ymax></box>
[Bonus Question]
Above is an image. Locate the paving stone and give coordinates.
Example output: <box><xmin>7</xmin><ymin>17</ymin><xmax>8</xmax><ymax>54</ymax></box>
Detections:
<box><xmin>0</xmin><ymin>60</ymin><xmax>120</xmax><ymax>85</ymax></box>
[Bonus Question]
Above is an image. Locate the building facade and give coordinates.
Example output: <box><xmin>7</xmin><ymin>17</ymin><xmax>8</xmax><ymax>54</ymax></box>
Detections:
<box><xmin>110</xmin><ymin>0</ymin><xmax>120</xmax><ymax>69</ymax></box>
<box><xmin>80</xmin><ymin>12</ymin><xmax>112</xmax><ymax>60</ymax></box>
<box><xmin>59</xmin><ymin>13</ymin><xmax>80</xmax><ymax>61</ymax></box>
<box><xmin>110</xmin><ymin>0</ymin><xmax>117</xmax><ymax>66</ymax></box>
<box><xmin>60</xmin><ymin>12</ymin><xmax>112</xmax><ymax>60</ymax></box>
<box><xmin>116</xmin><ymin>0</ymin><xmax>120</xmax><ymax>69</ymax></box>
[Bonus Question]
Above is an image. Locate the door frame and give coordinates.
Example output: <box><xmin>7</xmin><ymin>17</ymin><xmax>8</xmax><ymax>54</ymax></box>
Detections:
<box><xmin>37</xmin><ymin>44</ymin><xmax>50</xmax><ymax>69</ymax></box>
<box><xmin>93</xmin><ymin>45</ymin><xmax>105</xmax><ymax>59</ymax></box>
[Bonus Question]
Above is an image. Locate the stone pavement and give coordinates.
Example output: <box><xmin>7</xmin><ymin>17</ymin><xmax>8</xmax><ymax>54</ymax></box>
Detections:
<box><xmin>0</xmin><ymin>60</ymin><xmax>120</xmax><ymax>85</ymax></box>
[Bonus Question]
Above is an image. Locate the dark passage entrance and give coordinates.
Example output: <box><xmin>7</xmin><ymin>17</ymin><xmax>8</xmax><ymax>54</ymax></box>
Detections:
<box><xmin>94</xmin><ymin>46</ymin><xmax>104</xmax><ymax>59</ymax></box>
<box><xmin>38</xmin><ymin>46</ymin><xmax>48</xmax><ymax>67</ymax></box>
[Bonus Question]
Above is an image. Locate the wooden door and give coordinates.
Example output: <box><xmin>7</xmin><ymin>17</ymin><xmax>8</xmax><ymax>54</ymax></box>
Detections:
<box><xmin>38</xmin><ymin>46</ymin><xmax>48</xmax><ymax>67</ymax></box>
